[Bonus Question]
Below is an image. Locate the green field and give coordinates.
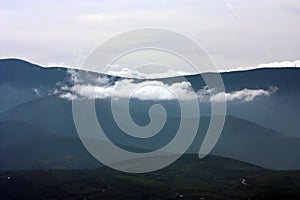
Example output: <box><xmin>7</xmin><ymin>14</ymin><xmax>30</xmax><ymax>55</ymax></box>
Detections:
<box><xmin>1</xmin><ymin>154</ymin><xmax>300</xmax><ymax>200</ymax></box>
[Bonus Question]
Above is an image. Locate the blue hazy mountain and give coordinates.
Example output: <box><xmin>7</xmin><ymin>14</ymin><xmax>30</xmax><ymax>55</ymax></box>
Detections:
<box><xmin>1</xmin><ymin>96</ymin><xmax>299</xmax><ymax>170</ymax></box>
<box><xmin>0</xmin><ymin>120</ymin><xmax>101</xmax><ymax>170</ymax></box>
<box><xmin>0</xmin><ymin>59</ymin><xmax>67</xmax><ymax>112</ymax></box>
<box><xmin>0</xmin><ymin>58</ymin><xmax>300</xmax><ymax>170</ymax></box>
<box><xmin>1</xmin><ymin>58</ymin><xmax>299</xmax><ymax>137</ymax></box>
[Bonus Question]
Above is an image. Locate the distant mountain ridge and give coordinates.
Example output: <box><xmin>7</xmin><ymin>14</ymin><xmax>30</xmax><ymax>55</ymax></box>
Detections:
<box><xmin>1</xmin><ymin>58</ymin><xmax>299</xmax><ymax>137</ymax></box>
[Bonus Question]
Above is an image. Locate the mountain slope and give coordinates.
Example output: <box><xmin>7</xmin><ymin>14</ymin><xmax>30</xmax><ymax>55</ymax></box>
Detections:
<box><xmin>1</xmin><ymin>58</ymin><xmax>299</xmax><ymax>137</ymax></box>
<box><xmin>0</xmin><ymin>120</ymin><xmax>101</xmax><ymax>170</ymax></box>
<box><xmin>1</xmin><ymin>96</ymin><xmax>300</xmax><ymax>169</ymax></box>
<box><xmin>0</xmin><ymin>58</ymin><xmax>300</xmax><ymax>170</ymax></box>
<box><xmin>0</xmin><ymin>59</ymin><xmax>67</xmax><ymax>112</ymax></box>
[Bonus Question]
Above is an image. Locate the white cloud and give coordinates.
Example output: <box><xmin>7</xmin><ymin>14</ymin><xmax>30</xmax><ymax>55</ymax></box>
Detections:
<box><xmin>52</xmin><ymin>70</ymin><xmax>277</xmax><ymax>102</ymax></box>
<box><xmin>45</xmin><ymin>62</ymin><xmax>68</xmax><ymax>68</ymax></box>
<box><xmin>256</xmin><ymin>60</ymin><xmax>300</xmax><ymax>68</ymax></box>
<box><xmin>209</xmin><ymin>87</ymin><xmax>278</xmax><ymax>102</ymax></box>
<box><xmin>56</xmin><ymin>79</ymin><xmax>196</xmax><ymax>101</ymax></box>
<box><xmin>33</xmin><ymin>86</ymin><xmax>50</xmax><ymax>96</ymax></box>
<box><xmin>105</xmin><ymin>67</ymin><xmax>193</xmax><ymax>79</ymax></box>
<box><xmin>220</xmin><ymin>60</ymin><xmax>300</xmax><ymax>72</ymax></box>
<box><xmin>33</xmin><ymin>88</ymin><xmax>41</xmax><ymax>96</ymax></box>
<box><xmin>58</xmin><ymin>92</ymin><xmax>77</xmax><ymax>100</ymax></box>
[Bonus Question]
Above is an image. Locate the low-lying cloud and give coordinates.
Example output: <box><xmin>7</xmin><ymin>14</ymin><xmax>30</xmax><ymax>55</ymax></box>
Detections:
<box><xmin>209</xmin><ymin>87</ymin><xmax>278</xmax><ymax>102</ymax></box>
<box><xmin>49</xmin><ymin>69</ymin><xmax>278</xmax><ymax>102</ymax></box>
<box><xmin>105</xmin><ymin>67</ymin><xmax>193</xmax><ymax>79</ymax></box>
<box><xmin>220</xmin><ymin>60</ymin><xmax>300</xmax><ymax>72</ymax></box>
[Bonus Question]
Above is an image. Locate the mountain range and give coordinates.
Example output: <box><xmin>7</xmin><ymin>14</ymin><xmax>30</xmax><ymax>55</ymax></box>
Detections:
<box><xmin>0</xmin><ymin>58</ymin><xmax>299</xmax><ymax>170</ymax></box>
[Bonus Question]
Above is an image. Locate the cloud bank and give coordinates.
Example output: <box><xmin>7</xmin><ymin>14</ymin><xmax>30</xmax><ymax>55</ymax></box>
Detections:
<box><xmin>45</xmin><ymin>59</ymin><xmax>300</xmax><ymax>79</ymax></box>
<box><xmin>105</xmin><ymin>67</ymin><xmax>193</xmax><ymax>79</ymax></box>
<box><xmin>50</xmin><ymin>69</ymin><xmax>277</xmax><ymax>102</ymax></box>
<box><xmin>220</xmin><ymin>60</ymin><xmax>300</xmax><ymax>72</ymax></box>
<box><xmin>209</xmin><ymin>87</ymin><xmax>278</xmax><ymax>102</ymax></box>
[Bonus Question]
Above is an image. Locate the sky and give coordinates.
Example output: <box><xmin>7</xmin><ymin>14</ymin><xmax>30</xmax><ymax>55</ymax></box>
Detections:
<box><xmin>1</xmin><ymin>0</ymin><xmax>300</xmax><ymax>75</ymax></box>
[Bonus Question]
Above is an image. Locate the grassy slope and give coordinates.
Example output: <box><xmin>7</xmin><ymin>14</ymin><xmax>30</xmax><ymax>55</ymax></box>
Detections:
<box><xmin>1</xmin><ymin>154</ymin><xmax>300</xmax><ymax>200</ymax></box>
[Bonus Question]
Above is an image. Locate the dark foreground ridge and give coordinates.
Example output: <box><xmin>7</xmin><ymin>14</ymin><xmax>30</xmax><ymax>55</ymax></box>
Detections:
<box><xmin>1</xmin><ymin>154</ymin><xmax>300</xmax><ymax>200</ymax></box>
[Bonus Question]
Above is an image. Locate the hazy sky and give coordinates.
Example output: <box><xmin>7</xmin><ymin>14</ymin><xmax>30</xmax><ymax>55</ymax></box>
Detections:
<box><xmin>1</xmin><ymin>0</ymin><xmax>299</xmax><ymax>72</ymax></box>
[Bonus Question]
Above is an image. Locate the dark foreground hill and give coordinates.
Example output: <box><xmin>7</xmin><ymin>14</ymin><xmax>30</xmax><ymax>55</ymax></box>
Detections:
<box><xmin>1</xmin><ymin>154</ymin><xmax>300</xmax><ymax>200</ymax></box>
